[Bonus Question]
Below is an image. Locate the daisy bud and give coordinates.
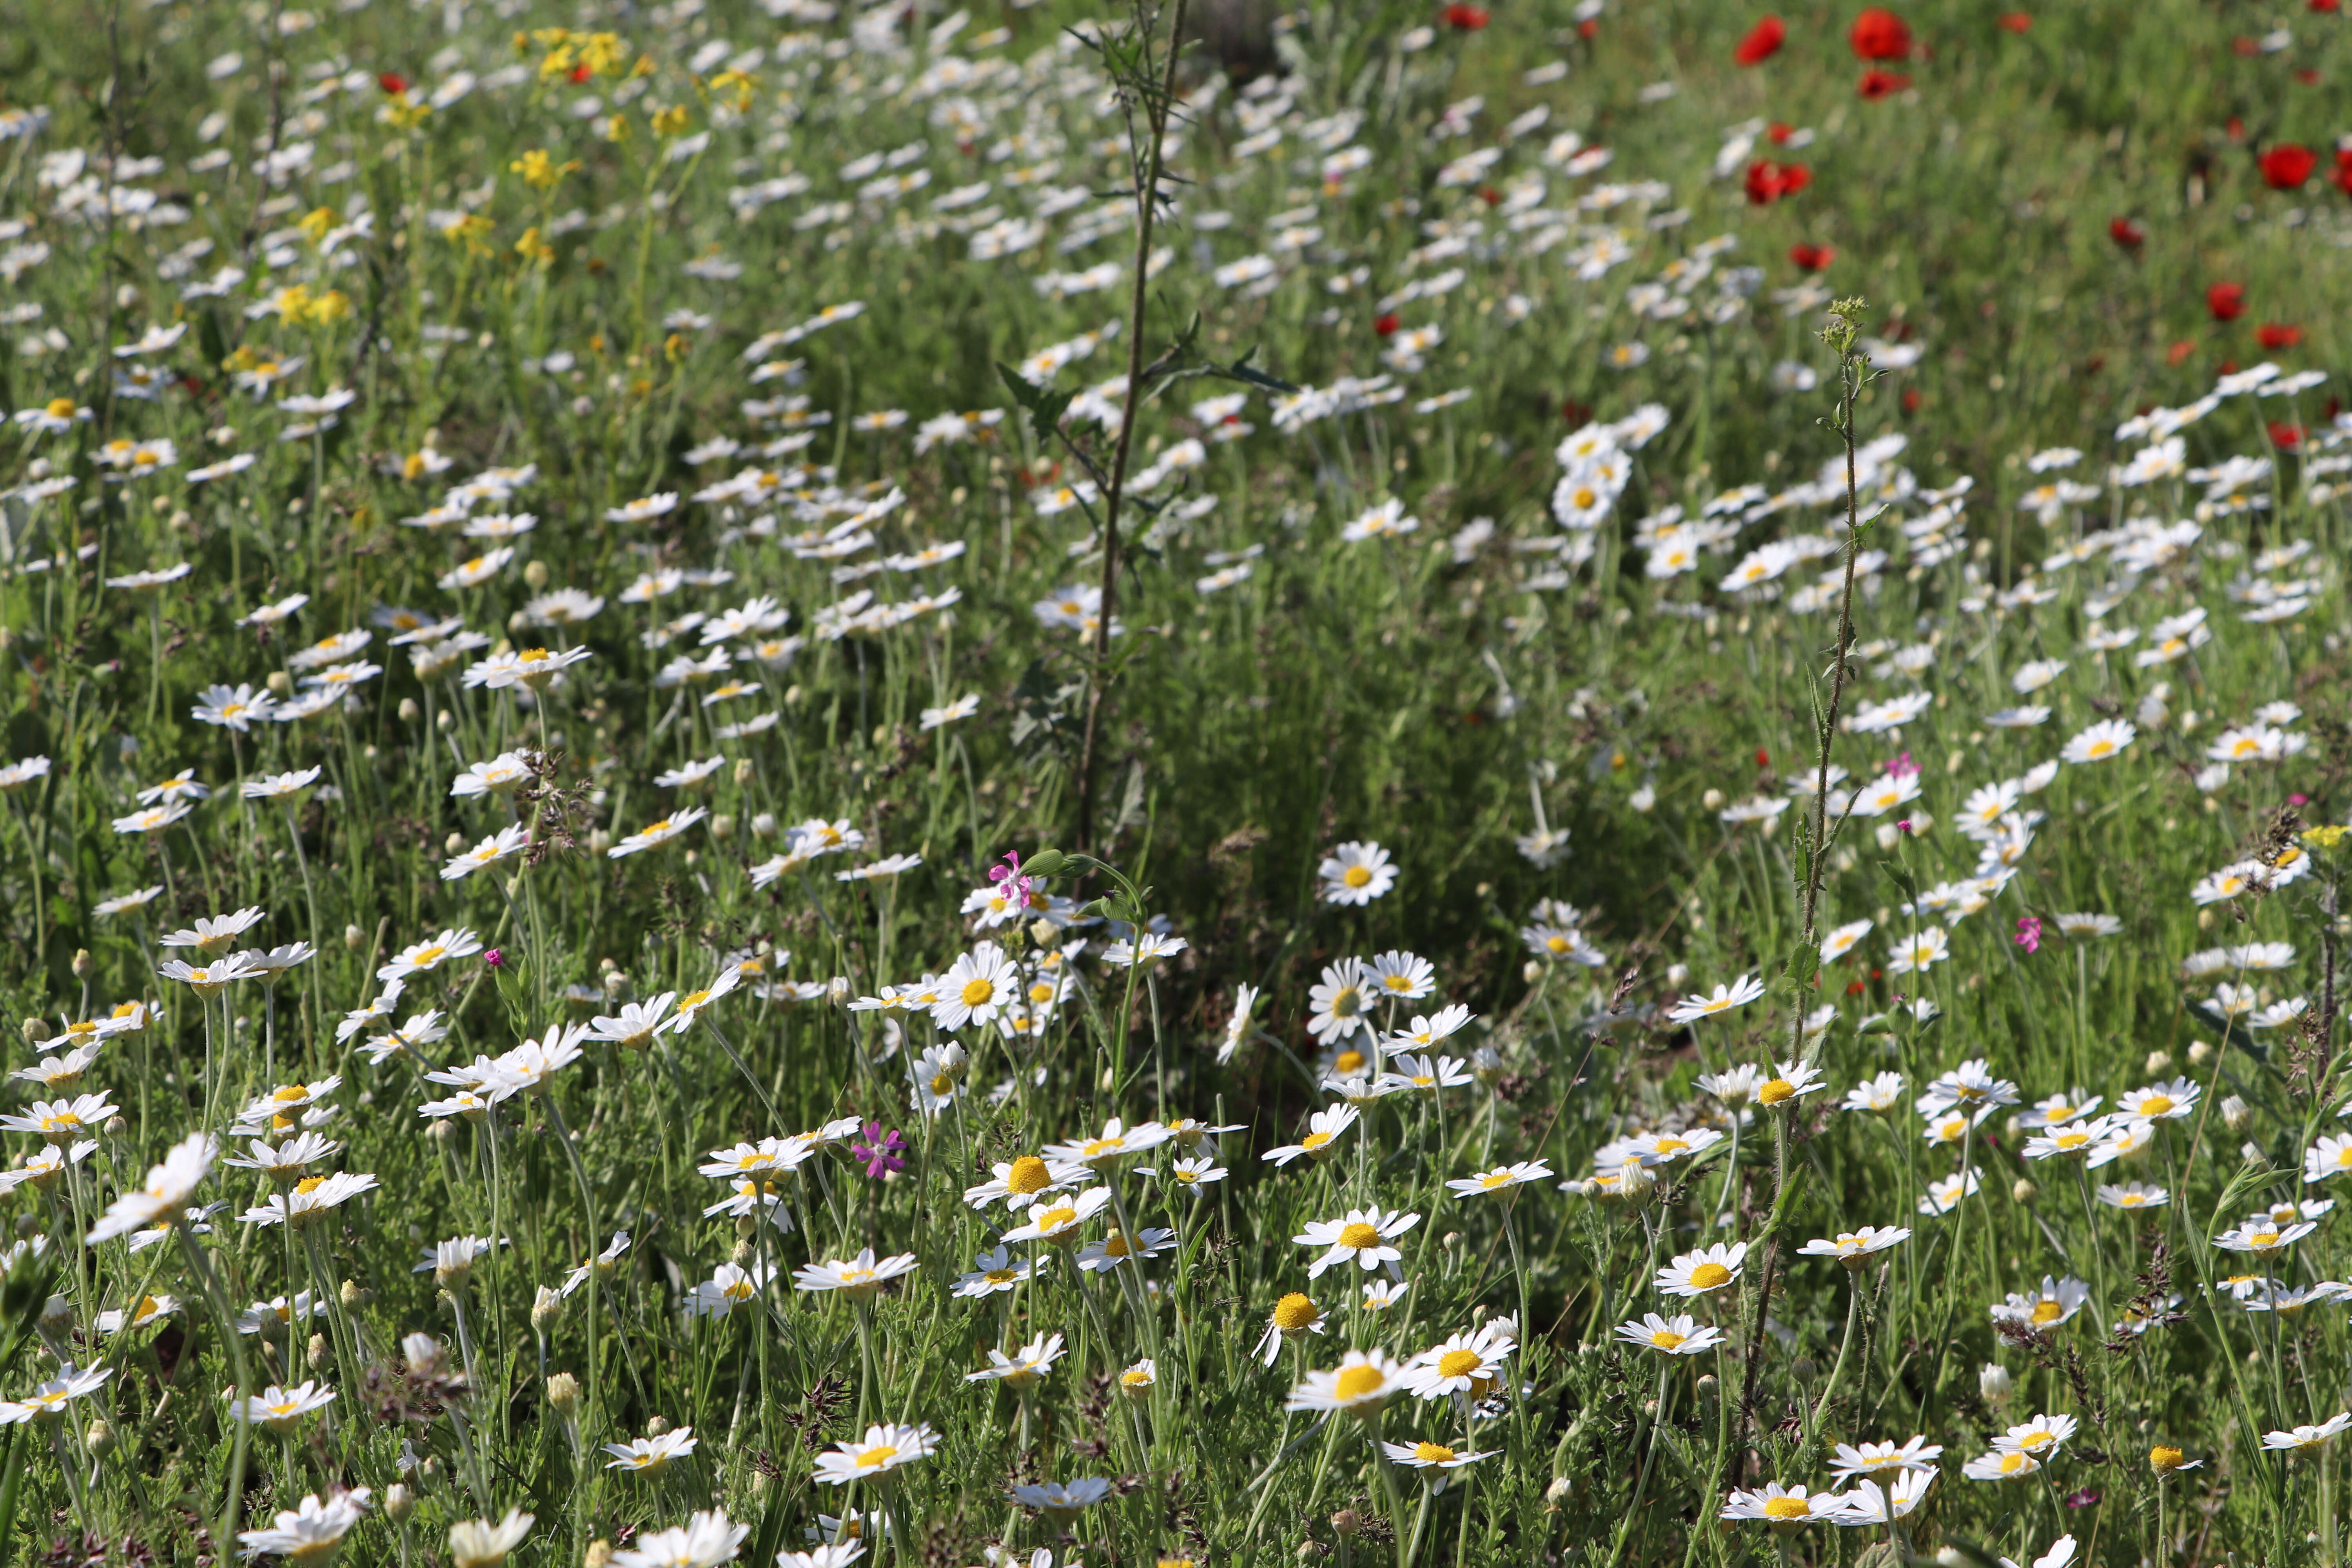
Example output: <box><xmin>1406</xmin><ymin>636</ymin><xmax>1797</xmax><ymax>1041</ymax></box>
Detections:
<box><xmin>1330</xmin><ymin>1510</ymin><xmax>1359</xmax><ymax>1538</ymax></box>
<box><xmin>266</xmin><ymin>670</ymin><xmax>292</xmax><ymax>696</ymax></box>
<box><xmin>2012</xmin><ymin>1179</ymin><xmax>2036</xmax><ymax>1204</ymax></box>
<box><xmin>827</xmin><ymin>976</ymin><xmax>852</xmax><ymax>1006</ymax></box>
<box><xmin>2242</xmin><ymin>1142</ymin><xmax>2265</xmax><ymax>1165</ymax></box>
<box><xmin>1523</xmin><ymin>960</ymin><xmax>1544</xmax><ymax>983</ymax></box>
<box><xmin>40</xmin><ymin>1294</ymin><xmax>72</xmax><ymax>1332</ymax></box>
<box><xmin>2188</xmin><ymin>1041</ymin><xmax>2213</xmax><ymax>1066</ymax></box>
<box><xmin>2151</xmin><ymin>1445</ymin><xmax>2186</xmax><ymax>1475</ymax></box>
<box><xmin>733</xmin><ymin>759</ymin><xmax>753</xmax><ymax>786</ymax></box>
<box><xmin>1695</xmin><ymin>1374</ymin><xmax>1719</xmax><ymax>1413</ymax></box>
<box><xmin>1545</xmin><ymin>1476</ymin><xmax>1573</xmax><ymax>1505</ymax></box>
<box><xmin>2196</xmin><ymin>909</ymin><xmax>2215</xmax><ymax>931</ymax></box>
<box><xmin>1979</xmin><ymin>1362</ymin><xmax>2013</xmax><ymax>1406</ymax></box>
<box><xmin>308</xmin><ymin>1332</ymin><xmax>328</xmax><ymax>1369</ymax></box>
<box><xmin>344</xmin><ymin>924</ymin><xmax>365</xmax><ymax>950</ymax></box>
<box><xmin>585</xmin><ymin>1543</ymin><xmax>613</xmax><ymax>1568</ymax></box>
<box><xmin>547</xmin><ymin>1372</ymin><xmax>579</xmax><ymax>1416</ymax></box>
<box><xmin>340</xmin><ymin>1279</ymin><xmax>368</xmax><ymax>1307</ymax></box>
<box><xmin>1629</xmin><ymin>784</ymin><xmax>1656</xmax><ymax>812</ymax></box>
<box><xmin>445</xmin><ymin>832</ymin><xmax>467</xmax><ymax>855</ymax></box>
<box><xmin>16</xmin><ymin>1020</ymin><xmax>39</xmax><ymax>1044</ymax></box>
<box><xmin>103</xmin><ymin>1116</ymin><xmax>126</xmax><ymax>1138</ymax></box>
<box><xmin>588</xmin><ymin>829</ymin><xmax>613</xmax><ymax>855</ymax></box>
<box><xmin>2144</xmin><ymin>1050</ymin><xmax>2173</xmax><ymax>1075</ymax></box>
<box><xmin>70</xmin><ymin>949</ymin><xmax>90</xmax><ymax>979</ymax></box>
<box><xmin>751</xmin><ymin>812</ymin><xmax>777</xmax><ymax>839</ymax></box>
<box><xmin>733</xmin><ymin>1215</ymin><xmax>757</xmax><ymax>1239</ymax></box>
<box><xmin>784</xmin><ymin>684</ymin><xmax>805</xmax><ymax>705</ymax></box>
<box><xmin>1028</xmin><ymin>918</ymin><xmax>1058</xmax><ymax>947</ymax></box>
<box><xmin>1702</xmin><ymin>788</ymin><xmax>1725</xmax><ymax>810</ymax></box>
<box><xmin>1789</xmin><ymin>1356</ymin><xmax>1817</xmax><ymax>1383</ymax></box>
<box><xmin>1936</xmin><ymin>1550</ymin><xmax>1968</xmax><ymax>1568</ymax></box>
<box><xmin>399</xmin><ymin>698</ymin><xmax>420</xmax><ymax>723</ymax></box>
<box><xmin>437</xmin><ymin>709</ymin><xmax>456</xmax><ymax>731</ymax></box>
<box><xmin>384</xmin><ymin>1484</ymin><xmax>414</xmax><ymax>1522</ymax></box>
<box><xmin>85</xmin><ymin>1418</ymin><xmax>113</xmax><ymax>1456</ymax></box>
<box><xmin>523</xmin><ymin>559</ymin><xmax>549</xmax><ymax>590</ymax></box>
<box><xmin>730</xmin><ymin>1239</ymin><xmax>754</xmax><ymax>1265</ymax></box>
<box><xmin>531</xmin><ymin>1288</ymin><xmax>562</xmax><ymax>1332</ymax></box>
<box><xmin>506</xmin><ymin>612</ymin><xmax>528</xmax><ymax>633</ymax></box>
<box><xmin>1874</xmin><ymin>823</ymin><xmax>1900</xmax><ymax>851</ymax></box>
<box><xmin>2222</xmin><ymin>1095</ymin><xmax>2251</xmax><ymax>1131</ymax></box>
<box><xmin>646</xmin><ymin>1416</ymin><xmax>671</xmax><ymax>1437</ymax></box>
<box><xmin>710</xmin><ymin>814</ymin><xmax>735</xmax><ymax>842</ymax></box>
<box><xmin>602</xmin><ymin>969</ymin><xmax>628</xmax><ymax>998</ymax></box>
<box><xmin>429</xmin><ymin>1120</ymin><xmax>457</xmax><ymax>1143</ymax></box>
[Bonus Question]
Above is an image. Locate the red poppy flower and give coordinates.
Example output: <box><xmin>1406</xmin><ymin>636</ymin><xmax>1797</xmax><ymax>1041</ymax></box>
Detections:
<box><xmin>2262</xmin><ymin>144</ymin><xmax>2318</xmax><ymax>189</ymax></box>
<box><xmin>1374</xmin><ymin>313</ymin><xmax>1401</xmax><ymax>338</ymax></box>
<box><xmin>1788</xmin><ymin>243</ymin><xmax>1836</xmax><ymax>271</ymax></box>
<box><xmin>1735</xmin><ymin>15</ymin><xmax>1786</xmax><ymax>65</ymax></box>
<box><xmin>1443</xmin><ymin>3</ymin><xmax>1490</xmax><ymax>29</ymax></box>
<box><xmin>569</xmin><ymin>63</ymin><xmax>592</xmax><ymax>84</ymax></box>
<box><xmin>2316</xmin><ymin>0</ymin><xmax>2343</xmax><ymax>12</ymax></box>
<box><xmin>2207</xmin><ymin>281</ymin><xmax>2248</xmax><ymax>321</ymax></box>
<box><xmin>1858</xmin><ymin>69</ymin><xmax>1911</xmax><ymax>98</ymax></box>
<box><xmin>2108</xmin><ymin>217</ymin><xmax>2145</xmax><ymax>248</ymax></box>
<box><xmin>1850</xmin><ymin>7</ymin><xmax>1912</xmax><ymax>60</ymax></box>
<box><xmin>1997</xmin><ymin>11</ymin><xmax>2030</xmax><ymax>30</ymax></box>
<box><xmin>378</xmin><ymin>72</ymin><xmax>408</xmax><ymax>94</ymax></box>
<box><xmin>1475</xmin><ymin>184</ymin><xmax>1502</xmax><ymax>207</ymax></box>
<box><xmin>1754</xmin><ymin>748</ymin><xmax>1771</xmax><ymax>767</ymax></box>
<box><xmin>2270</xmin><ymin>421</ymin><xmax>2305</xmax><ymax>449</ymax></box>
<box><xmin>2335</xmin><ymin>149</ymin><xmax>2352</xmax><ymax>195</ymax></box>
<box><xmin>2297</xmin><ymin>69</ymin><xmax>2323</xmax><ymax>85</ymax></box>
<box><xmin>1767</xmin><ymin>121</ymin><xmax>1796</xmax><ymax>143</ymax></box>
<box><xmin>2218</xmin><ymin>359</ymin><xmax>2239</xmax><ymax>376</ymax></box>
<box><xmin>1901</xmin><ymin>387</ymin><xmax>1922</xmax><ymax>412</ymax></box>
<box><xmin>2258</xmin><ymin>322</ymin><xmax>2305</xmax><ymax>349</ymax></box>
<box><xmin>1578</xmin><ymin>16</ymin><xmax>1599</xmax><ymax>37</ymax></box>
<box><xmin>2165</xmin><ymin>341</ymin><xmax>2194</xmax><ymax>367</ymax></box>
<box><xmin>1744</xmin><ymin>159</ymin><xmax>1811</xmax><ymax>204</ymax></box>
<box><xmin>2232</xmin><ymin>36</ymin><xmax>2261</xmax><ymax>56</ymax></box>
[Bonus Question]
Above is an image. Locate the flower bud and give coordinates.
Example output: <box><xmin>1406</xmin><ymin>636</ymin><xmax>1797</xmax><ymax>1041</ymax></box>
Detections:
<box><xmin>2188</xmin><ymin>1041</ymin><xmax>2213</xmax><ymax>1066</ymax></box>
<box><xmin>445</xmin><ymin>831</ymin><xmax>467</xmax><ymax>855</ymax></box>
<box><xmin>751</xmin><ymin>812</ymin><xmax>777</xmax><ymax>838</ymax></box>
<box><xmin>308</xmin><ymin>1333</ymin><xmax>328</xmax><ymax>1370</ymax></box>
<box><xmin>1523</xmin><ymin>960</ymin><xmax>1544</xmax><ymax>983</ymax></box>
<box><xmin>1701</xmin><ymin>788</ymin><xmax>1725</xmax><ymax>810</ymax></box>
<box><xmin>17</xmin><ymin>1020</ymin><xmax>40</xmax><ymax>1044</ymax></box>
<box><xmin>710</xmin><ymin>813</ymin><xmax>735</xmax><ymax>842</ymax></box>
<box><xmin>2012</xmin><ymin>1178</ymin><xmax>2036</xmax><ymax>1204</ymax></box>
<box><xmin>2221</xmin><ymin>1095</ymin><xmax>2251</xmax><ymax>1132</ymax></box>
<box><xmin>1695</xmin><ymin>1373</ymin><xmax>1720</xmax><ymax>1413</ymax></box>
<box><xmin>784</xmin><ymin>684</ymin><xmax>804</xmax><ymax>705</ymax></box>
<box><xmin>70</xmin><ymin>949</ymin><xmax>91</xmax><ymax>980</ymax></box>
<box><xmin>341</xmin><ymin>1279</ymin><xmax>368</xmax><ymax>1308</ymax></box>
<box><xmin>344</xmin><ymin>924</ymin><xmax>365</xmax><ymax>951</ymax></box>
<box><xmin>384</xmin><ymin>1484</ymin><xmax>414</xmax><ymax>1521</ymax></box>
<box><xmin>1028</xmin><ymin>918</ymin><xmax>1059</xmax><ymax>947</ymax></box>
<box><xmin>399</xmin><ymin>697</ymin><xmax>421</xmax><ymax>723</ymax></box>
<box><xmin>266</xmin><ymin>670</ymin><xmax>292</xmax><ymax>696</ymax></box>
<box><xmin>646</xmin><ymin>1415</ymin><xmax>671</xmax><ymax>1437</ymax></box>
<box><xmin>547</xmin><ymin>1372</ymin><xmax>580</xmax><ymax>1416</ymax></box>
<box><xmin>104</xmin><ymin>1116</ymin><xmax>127</xmax><ymax>1138</ymax></box>
<box><xmin>1979</xmin><ymin>1362</ymin><xmax>2013</xmax><ymax>1406</ymax></box>
<box><xmin>1544</xmin><ymin>1476</ymin><xmax>1573</xmax><ymax>1504</ymax></box>
<box><xmin>733</xmin><ymin>759</ymin><xmax>754</xmax><ymax>786</ymax></box>
<box><xmin>532</xmin><ymin>1287</ymin><xmax>563</xmax><ymax>1333</ymax></box>
<box><xmin>827</xmin><ymin>976</ymin><xmax>852</xmax><ymax>1006</ymax></box>
<box><xmin>2144</xmin><ymin>1050</ymin><xmax>2173</xmax><ymax>1076</ymax></box>
<box><xmin>584</xmin><ymin>1543</ymin><xmax>612</xmax><ymax>1568</ymax></box>
<box><xmin>730</xmin><ymin>1238</ymin><xmax>754</xmax><ymax>1265</ymax></box>
<box><xmin>1330</xmin><ymin>1510</ymin><xmax>1359</xmax><ymax>1539</ymax></box>
<box><xmin>40</xmin><ymin>1294</ymin><xmax>73</xmax><ymax>1332</ymax></box>
<box><xmin>85</xmin><ymin>1418</ymin><xmax>113</xmax><ymax>1456</ymax></box>
<box><xmin>523</xmin><ymin>559</ymin><xmax>550</xmax><ymax>590</ymax></box>
<box><xmin>587</xmin><ymin>829</ymin><xmax>613</xmax><ymax>855</ymax></box>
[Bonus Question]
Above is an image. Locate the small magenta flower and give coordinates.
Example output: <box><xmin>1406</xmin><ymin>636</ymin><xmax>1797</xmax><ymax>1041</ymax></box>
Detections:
<box><xmin>2014</xmin><ymin>916</ymin><xmax>2041</xmax><ymax>955</ymax></box>
<box><xmin>1887</xmin><ymin>750</ymin><xmax>1919</xmax><ymax>779</ymax></box>
<box><xmin>989</xmin><ymin>851</ymin><xmax>1033</xmax><ymax>910</ymax></box>
<box><xmin>1895</xmin><ymin>818</ymin><xmax>1912</xmax><ymax>834</ymax></box>
<box><xmin>484</xmin><ymin>948</ymin><xmax>506</xmax><ymax>969</ymax></box>
<box><xmin>851</xmin><ymin>1122</ymin><xmax>906</xmax><ymax>1179</ymax></box>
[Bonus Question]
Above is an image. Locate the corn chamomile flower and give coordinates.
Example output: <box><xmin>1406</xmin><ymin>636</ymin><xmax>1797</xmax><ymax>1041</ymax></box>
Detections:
<box><xmin>1318</xmin><ymin>841</ymin><xmax>1396</xmax><ymax>905</ymax></box>
<box><xmin>2115</xmin><ymin>1078</ymin><xmax>2199</xmax><ymax>1121</ymax></box>
<box><xmin>683</xmin><ymin>1263</ymin><xmax>775</xmax><ymax>1320</ymax></box>
<box><xmin>813</xmin><ymin>1423</ymin><xmax>938</xmax><ymax>1485</ymax></box>
<box><xmin>1829</xmin><ymin>1436</ymin><xmax>1944</xmax><ymax>1482</ymax></box>
<box><xmin>1989</xmin><ymin>1276</ymin><xmax>2090</xmax><ymax>1328</ymax></box>
<box><xmin>604</xmin><ymin>1427</ymin><xmax>699</xmax><ymax>1474</ymax></box>
<box><xmin>1381</xmin><ymin>1439</ymin><xmax>1494</xmax><ymax>1490</ymax></box>
<box><xmin>1613</xmin><ymin>1312</ymin><xmax>1724</xmax><ymax>1356</ymax></box>
<box><xmin>235</xmin><ymin>1489</ymin><xmax>373</xmax><ymax>1564</ymax></box>
<box><xmin>228</xmin><ymin>1380</ymin><xmax>338</xmax><ymax>1433</ymax></box>
<box><xmin>2022</xmin><ymin>1116</ymin><xmax>2115</xmax><ymax>1161</ymax></box>
<box><xmin>1077</xmin><ymin>1226</ymin><xmax>1175</xmax><ymax>1272</ymax></box>
<box><xmin>952</xmin><ymin>1246</ymin><xmax>1039</xmax><ymax>1299</ymax></box>
<box><xmin>1655</xmin><ymin>1241</ymin><xmax>1748</xmax><ymax>1298</ymax></box>
<box><xmin>1402</xmin><ymin>1325</ymin><xmax>1514</xmax><ymax>1398</ymax></box>
<box><xmin>1042</xmin><ymin>1117</ymin><xmax>1172</xmax><ymax>1169</ymax></box>
<box><xmin>1962</xmin><ymin>1449</ymin><xmax>2044</xmax><ymax>1483</ymax></box>
<box><xmin>1264</xmin><ymin>1105</ymin><xmax>1359</xmax><ymax>1167</ymax></box>
<box><xmin>1255</xmin><ymin>1292</ymin><xmax>1329</xmax><ymax>1365</ymax></box>
<box><xmin>1000</xmin><ymin>1186</ymin><xmax>1114</xmax><ymax>1245</ymax></box>
<box><xmin>1720</xmin><ymin>1483</ymin><xmax>1849</xmax><ymax>1528</ymax></box>
<box><xmin>2097</xmin><ymin>1181</ymin><xmax>2169</xmax><ymax>1210</ymax></box>
<box><xmin>1285</xmin><ymin>1349</ymin><xmax>1405</xmax><ymax>1417</ymax></box>
<box><xmin>1294</xmin><ymin>1207</ymin><xmax>1420</xmax><ymax>1277</ymax></box>
<box><xmin>1666</xmin><ymin>974</ymin><xmax>1766</xmax><ymax>1024</ymax></box>
<box><xmin>793</xmin><ymin>1249</ymin><xmax>918</xmax><ymax>1298</ymax></box>
<box><xmin>1796</xmin><ymin>1226</ymin><xmax>1911</xmax><ymax>1269</ymax></box>
<box><xmin>2214</xmin><ymin>1220</ymin><xmax>2315</xmax><ymax>1256</ymax></box>
<box><xmin>2265</xmin><ymin>1414</ymin><xmax>2352</xmax><ymax>1451</ymax></box>
<box><xmin>965</xmin><ymin>1332</ymin><xmax>1067</xmax><ymax>1390</ymax></box>
<box><xmin>1446</xmin><ymin>1160</ymin><xmax>1555</xmax><ymax>1198</ymax></box>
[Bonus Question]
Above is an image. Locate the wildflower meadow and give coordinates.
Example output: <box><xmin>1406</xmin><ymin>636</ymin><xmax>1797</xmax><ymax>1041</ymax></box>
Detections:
<box><xmin>9</xmin><ymin>0</ymin><xmax>2352</xmax><ymax>1564</ymax></box>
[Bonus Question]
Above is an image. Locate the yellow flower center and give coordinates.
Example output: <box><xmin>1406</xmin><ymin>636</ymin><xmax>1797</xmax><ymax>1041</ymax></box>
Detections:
<box><xmin>1334</xmin><ymin>1365</ymin><xmax>1385</xmax><ymax>1401</ymax></box>
<box><xmin>1546</xmin><ymin>935</ymin><xmax>1572</xmax><ymax>955</ymax></box>
<box><xmin>1122</xmin><ymin>1369</ymin><xmax>1152</xmax><ymax>1387</ymax></box>
<box><xmin>2017</xmin><ymin>1431</ymin><xmax>2054</xmax><ymax>1452</ymax></box>
<box><xmin>1437</xmin><ymin>1350</ymin><xmax>1482</xmax><ymax>1379</ymax></box>
<box><xmin>2142</xmin><ymin>1096</ymin><xmax>2173</xmax><ymax>1116</ymax></box>
<box><xmin>1343</xmin><ymin>866</ymin><xmax>1372</xmax><ymax>888</ymax></box>
<box><xmin>854</xmin><ymin>1446</ymin><xmax>897</xmax><ymax>1470</ymax></box>
<box><xmin>1301</xmin><ymin>1132</ymin><xmax>1332</xmax><ymax>1151</ymax></box>
<box><xmin>930</xmin><ymin>1073</ymin><xmax>955</xmax><ymax>1096</ymax></box>
<box><xmin>961</xmin><ymin>978</ymin><xmax>995</xmax><ymax>1007</ymax></box>
<box><xmin>1033</xmin><ymin>1205</ymin><xmax>1077</xmax><ymax>1232</ymax></box>
<box><xmin>1274</xmin><ymin>1293</ymin><xmax>1320</xmax><ymax>1330</ymax></box>
<box><xmin>1650</xmin><ymin>1330</ymin><xmax>1686</xmax><ymax>1350</ymax></box>
<box><xmin>2151</xmin><ymin>1445</ymin><xmax>2184</xmax><ymax>1472</ymax></box>
<box><xmin>272</xmin><ymin>1085</ymin><xmax>309</xmax><ymax>1103</ymax></box>
<box><xmin>984</xmin><ymin>1269</ymin><xmax>1017</xmax><ymax>1285</ymax></box>
<box><xmin>1762</xmin><ymin>1497</ymin><xmax>1812</xmax><ymax>1521</ymax></box>
<box><xmin>1100</xmin><ymin>1231</ymin><xmax>1132</xmax><ymax>1258</ymax></box>
<box><xmin>1028</xmin><ymin>981</ymin><xmax>1054</xmax><ymax>1004</ymax></box>
<box><xmin>1006</xmin><ymin>1157</ymin><xmax>1052</xmax><ymax>1195</ymax></box>
<box><xmin>294</xmin><ymin>1176</ymin><xmax>326</xmax><ymax>1195</ymax></box>
<box><xmin>2030</xmin><ymin>1300</ymin><xmax>2064</xmax><ymax>1325</ymax></box>
<box><xmin>1414</xmin><ymin>1442</ymin><xmax>1457</xmax><ymax>1464</ymax></box>
<box><xmin>1689</xmin><ymin>1262</ymin><xmax>1732</xmax><ymax>1290</ymax></box>
<box><xmin>2054</xmin><ymin>1132</ymin><xmax>2090</xmax><ymax>1151</ymax></box>
<box><xmin>410</xmin><ymin>945</ymin><xmax>446</xmax><ymax>968</ymax></box>
<box><xmin>44</xmin><ymin>398</ymin><xmax>75</xmax><ymax>418</ymax></box>
<box><xmin>1479</xmin><ymin>1172</ymin><xmax>1512</xmax><ymax>1189</ymax></box>
<box><xmin>1339</xmin><ymin>1222</ymin><xmax>1383</xmax><ymax>1250</ymax></box>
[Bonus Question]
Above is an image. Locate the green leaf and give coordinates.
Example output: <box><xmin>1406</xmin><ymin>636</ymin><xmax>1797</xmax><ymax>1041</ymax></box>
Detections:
<box><xmin>995</xmin><ymin>360</ymin><xmax>1075</xmax><ymax>435</ymax></box>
